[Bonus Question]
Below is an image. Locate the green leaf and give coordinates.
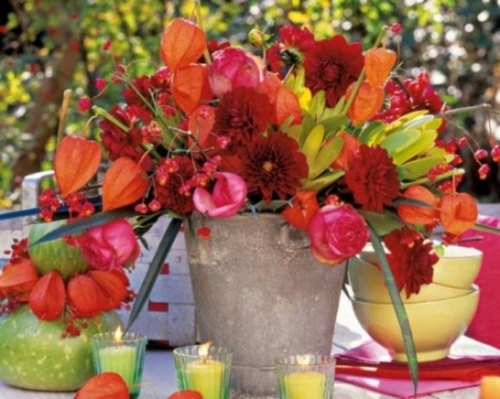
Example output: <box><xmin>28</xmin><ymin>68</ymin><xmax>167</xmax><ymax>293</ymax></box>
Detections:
<box><xmin>309</xmin><ymin>91</ymin><xmax>326</xmax><ymax>120</ymax></box>
<box><xmin>361</xmin><ymin>210</ymin><xmax>405</xmax><ymax>236</ymax></box>
<box><xmin>320</xmin><ymin>115</ymin><xmax>349</xmax><ymax>136</ymax></box>
<box><xmin>369</xmin><ymin>231</ymin><xmax>419</xmax><ymax>393</ymax></box>
<box><xmin>391</xmin><ymin>130</ymin><xmax>437</xmax><ymax>165</ymax></box>
<box><xmin>308</xmin><ymin>137</ymin><xmax>343</xmax><ymax>179</ymax></box>
<box><xmin>397</xmin><ymin>114</ymin><xmax>436</xmax><ymax>131</ymax></box>
<box><xmin>301</xmin><ymin>170</ymin><xmax>344</xmax><ymax>191</ymax></box>
<box><xmin>397</xmin><ymin>156</ymin><xmax>444</xmax><ymax>181</ymax></box>
<box><xmin>29</xmin><ymin>207</ymin><xmax>136</xmax><ymax>247</ymax></box>
<box><xmin>358</xmin><ymin>121</ymin><xmax>386</xmax><ymax>144</ymax></box>
<box><xmin>469</xmin><ymin>222</ymin><xmax>500</xmax><ymax>234</ymax></box>
<box><xmin>301</xmin><ymin>124</ymin><xmax>325</xmax><ymax>165</ymax></box>
<box><xmin>298</xmin><ymin>114</ymin><xmax>315</xmax><ymax>147</ymax></box>
<box><xmin>380</xmin><ymin>130</ymin><xmax>421</xmax><ymax>159</ymax></box>
<box><xmin>250</xmin><ymin>200</ymin><xmax>289</xmax><ymax>213</ymax></box>
<box><xmin>126</xmin><ymin>217</ymin><xmax>183</xmax><ymax>331</ymax></box>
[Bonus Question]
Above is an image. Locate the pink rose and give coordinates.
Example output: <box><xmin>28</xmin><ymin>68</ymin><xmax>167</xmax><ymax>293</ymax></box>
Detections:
<box><xmin>80</xmin><ymin>219</ymin><xmax>140</xmax><ymax>270</ymax></box>
<box><xmin>209</xmin><ymin>48</ymin><xmax>261</xmax><ymax>97</ymax></box>
<box><xmin>193</xmin><ymin>172</ymin><xmax>247</xmax><ymax>218</ymax></box>
<box><xmin>308</xmin><ymin>205</ymin><xmax>369</xmax><ymax>265</ymax></box>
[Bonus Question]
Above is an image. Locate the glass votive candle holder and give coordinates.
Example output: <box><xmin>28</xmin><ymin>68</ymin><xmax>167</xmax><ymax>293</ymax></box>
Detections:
<box><xmin>91</xmin><ymin>328</ymin><xmax>147</xmax><ymax>399</ymax></box>
<box><xmin>173</xmin><ymin>344</ymin><xmax>233</xmax><ymax>399</ymax></box>
<box><xmin>275</xmin><ymin>354</ymin><xmax>336</xmax><ymax>399</ymax></box>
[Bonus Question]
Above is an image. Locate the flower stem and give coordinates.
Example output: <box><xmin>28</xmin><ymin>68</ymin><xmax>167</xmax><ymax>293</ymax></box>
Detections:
<box><xmin>92</xmin><ymin>106</ymin><xmax>130</xmax><ymax>132</ymax></box>
<box><xmin>441</xmin><ymin>103</ymin><xmax>494</xmax><ymax>117</ymax></box>
<box><xmin>57</xmin><ymin>89</ymin><xmax>72</xmax><ymax>144</ymax></box>
<box><xmin>194</xmin><ymin>0</ymin><xmax>212</xmax><ymax>65</ymax></box>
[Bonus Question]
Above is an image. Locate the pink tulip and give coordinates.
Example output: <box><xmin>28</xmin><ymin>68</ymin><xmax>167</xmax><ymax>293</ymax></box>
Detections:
<box><xmin>193</xmin><ymin>172</ymin><xmax>247</xmax><ymax>218</ymax></box>
<box><xmin>209</xmin><ymin>48</ymin><xmax>261</xmax><ymax>97</ymax></box>
<box><xmin>80</xmin><ymin>219</ymin><xmax>140</xmax><ymax>270</ymax></box>
<box><xmin>308</xmin><ymin>205</ymin><xmax>369</xmax><ymax>266</ymax></box>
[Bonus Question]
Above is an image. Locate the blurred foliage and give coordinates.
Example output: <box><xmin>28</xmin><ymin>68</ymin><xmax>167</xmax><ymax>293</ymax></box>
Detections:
<box><xmin>0</xmin><ymin>0</ymin><xmax>499</xmax><ymax>207</ymax></box>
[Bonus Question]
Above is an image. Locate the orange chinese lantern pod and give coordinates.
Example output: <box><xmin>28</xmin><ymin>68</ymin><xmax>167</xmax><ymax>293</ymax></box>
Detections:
<box><xmin>102</xmin><ymin>157</ymin><xmax>149</xmax><ymax>211</ymax></box>
<box><xmin>439</xmin><ymin>192</ymin><xmax>478</xmax><ymax>236</ymax></box>
<box><xmin>171</xmin><ymin>64</ymin><xmax>213</xmax><ymax>115</ymax></box>
<box><xmin>479</xmin><ymin>376</ymin><xmax>500</xmax><ymax>399</ymax></box>
<box><xmin>347</xmin><ymin>81</ymin><xmax>385</xmax><ymax>126</ymax></box>
<box><xmin>282</xmin><ymin>191</ymin><xmax>320</xmax><ymax>231</ymax></box>
<box><xmin>54</xmin><ymin>136</ymin><xmax>102</xmax><ymax>197</ymax></box>
<box><xmin>0</xmin><ymin>258</ymin><xmax>39</xmax><ymax>300</ymax></box>
<box><xmin>168</xmin><ymin>391</ymin><xmax>203</xmax><ymax>399</ymax></box>
<box><xmin>364</xmin><ymin>47</ymin><xmax>397</xmax><ymax>87</ymax></box>
<box><xmin>160</xmin><ymin>18</ymin><xmax>207</xmax><ymax>72</ymax></box>
<box><xmin>331</xmin><ymin>132</ymin><xmax>362</xmax><ymax>171</ymax></box>
<box><xmin>259</xmin><ymin>72</ymin><xmax>302</xmax><ymax>126</ymax></box>
<box><xmin>187</xmin><ymin>105</ymin><xmax>216</xmax><ymax>150</ymax></box>
<box><xmin>397</xmin><ymin>185</ymin><xmax>439</xmax><ymax>226</ymax></box>
<box><xmin>28</xmin><ymin>270</ymin><xmax>66</xmax><ymax>320</ymax></box>
<box><xmin>67</xmin><ymin>274</ymin><xmax>107</xmax><ymax>318</ymax></box>
<box><xmin>88</xmin><ymin>270</ymin><xmax>128</xmax><ymax>311</ymax></box>
<box><xmin>75</xmin><ymin>372</ymin><xmax>129</xmax><ymax>399</ymax></box>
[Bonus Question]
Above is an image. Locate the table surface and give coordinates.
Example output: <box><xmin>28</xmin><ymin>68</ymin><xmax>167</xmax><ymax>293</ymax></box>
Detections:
<box><xmin>0</xmin><ymin>293</ymin><xmax>497</xmax><ymax>399</ymax></box>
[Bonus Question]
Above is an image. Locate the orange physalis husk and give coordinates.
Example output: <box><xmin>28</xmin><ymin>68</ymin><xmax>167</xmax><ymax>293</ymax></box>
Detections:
<box><xmin>259</xmin><ymin>72</ymin><xmax>302</xmax><ymax>126</ymax></box>
<box><xmin>439</xmin><ymin>192</ymin><xmax>478</xmax><ymax>236</ymax></box>
<box><xmin>479</xmin><ymin>376</ymin><xmax>500</xmax><ymax>399</ymax></box>
<box><xmin>171</xmin><ymin>64</ymin><xmax>213</xmax><ymax>115</ymax></box>
<box><xmin>75</xmin><ymin>372</ymin><xmax>129</xmax><ymax>399</ymax></box>
<box><xmin>67</xmin><ymin>274</ymin><xmax>107</xmax><ymax>318</ymax></box>
<box><xmin>160</xmin><ymin>18</ymin><xmax>207</xmax><ymax>72</ymax></box>
<box><xmin>331</xmin><ymin>132</ymin><xmax>362</xmax><ymax>171</ymax></box>
<box><xmin>282</xmin><ymin>191</ymin><xmax>320</xmax><ymax>231</ymax></box>
<box><xmin>347</xmin><ymin>81</ymin><xmax>385</xmax><ymax>126</ymax></box>
<box><xmin>187</xmin><ymin>105</ymin><xmax>216</xmax><ymax>150</ymax></box>
<box><xmin>365</xmin><ymin>47</ymin><xmax>397</xmax><ymax>87</ymax></box>
<box><xmin>28</xmin><ymin>270</ymin><xmax>66</xmax><ymax>320</ymax></box>
<box><xmin>397</xmin><ymin>185</ymin><xmax>439</xmax><ymax>226</ymax></box>
<box><xmin>102</xmin><ymin>157</ymin><xmax>149</xmax><ymax>211</ymax></box>
<box><xmin>0</xmin><ymin>258</ymin><xmax>39</xmax><ymax>301</ymax></box>
<box><xmin>54</xmin><ymin>136</ymin><xmax>102</xmax><ymax>197</ymax></box>
<box><xmin>88</xmin><ymin>269</ymin><xmax>128</xmax><ymax>311</ymax></box>
<box><xmin>168</xmin><ymin>391</ymin><xmax>203</xmax><ymax>399</ymax></box>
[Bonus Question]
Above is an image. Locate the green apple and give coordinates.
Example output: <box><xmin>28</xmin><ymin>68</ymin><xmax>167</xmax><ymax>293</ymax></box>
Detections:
<box><xmin>28</xmin><ymin>220</ymin><xmax>89</xmax><ymax>280</ymax></box>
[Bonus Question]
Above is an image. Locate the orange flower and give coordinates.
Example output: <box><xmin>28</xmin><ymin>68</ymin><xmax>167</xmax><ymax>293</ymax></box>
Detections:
<box><xmin>67</xmin><ymin>274</ymin><xmax>106</xmax><ymax>318</ymax></box>
<box><xmin>171</xmin><ymin>64</ymin><xmax>213</xmax><ymax>115</ymax></box>
<box><xmin>88</xmin><ymin>270</ymin><xmax>128</xmax><ymax>311</ymax></box>
<box><xmin>168</xmin><ymin>391</ymin><xmax>203</xmax><ymax>399</ymax></box>
<box><xmin>54</xmin><ymin>136</ymin><xmax>102</xmax><ymax>197</ymax></box>
<box><xmin>187</xmin><ymin>105</ymin><xmax>216</xmax><ymax>150</ymax></box>
<box><xmin>479</xmin><ymin>376</ymin><xmax>500</xmax><ymax>399</ymax></box>
<box><xmin>102</xmin><ymin>157</ymin><xmax>149</xmax><ymax>211</ymax></box>
<box><xmin>439</xmin><ymin>192</ymin><xmax>478</xmax><ymax>236</ymax></box>
<box><xmin>282</xmin><ymin>191</ymin><xmax>320</xmax><ymax>231</ymax></box>
<box><xmin>75</xmin><ymin>372</ymin><xmax>129</xmax><ymax>399</ymax></box>
<box><xmin>28</xmin><ymin>270</ymin><xmax>66</xmax><ymax>320</ymax></box>
<box><xmin>0</xmin><ymin>259</ymin><xmax>38</xmax><ymax>301</ymax></box>
<box><xmin>347</xmin><ymin>81</ymin><xmax>384</xmax><ymax>126</ymax></box>
<box><xmin>160</xmin><ymin>18</ymin><xmax>206</xmax><ymax>72</ymax></box>
<box><xmin>397</xmin><ymin>185</ymin><xmax>439</xmax><ymax>226</ymax></box>
<box><xmin>364</xmin><ymin>47</ymin><xmax>397</xmax><ymax>87</ymax></box>
<box><xmin>331</xmin><ymin>132</ymin><xmax>362</xmax><ymax>171</ymax></box>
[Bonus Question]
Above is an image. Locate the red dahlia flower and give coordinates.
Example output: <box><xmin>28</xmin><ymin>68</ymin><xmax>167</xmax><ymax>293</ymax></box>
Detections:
<box><xmin>303</xmin><ymin>34</ymin><xmax>364</xmax><ymax>107</ymax></box>
<box><xmin>344</xmin><ymin>145</ymin><xmax>400</xmax><ymax>212</ymax></box>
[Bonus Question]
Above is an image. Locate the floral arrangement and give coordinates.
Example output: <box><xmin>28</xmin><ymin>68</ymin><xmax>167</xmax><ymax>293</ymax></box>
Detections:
<box><xmin>0</xmin><ymin>3</ymin><xmax>496</xmax><ymax>384</ymax></box>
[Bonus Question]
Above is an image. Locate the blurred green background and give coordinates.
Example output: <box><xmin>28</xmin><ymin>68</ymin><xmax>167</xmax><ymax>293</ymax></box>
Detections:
<box><xmin>0</xmin><ymin>0</ymin><xmax>498</xmax><ymax>208</ymax></box>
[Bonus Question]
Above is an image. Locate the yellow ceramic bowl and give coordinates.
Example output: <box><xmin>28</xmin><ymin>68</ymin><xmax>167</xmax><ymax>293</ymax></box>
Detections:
<box><xmin>360</xmin><ymin>244</ymin><xmax>483</xmax><ymax>289</ymax></box>
<box><xmin>348</xmin><ymin>256</ymin><xmax>474</xmax><ymax>303</ymax></box>
<box><xmin>351</xmin><ymin>285</ymin><xmax>480</xmax><ymax>362</ymax></box>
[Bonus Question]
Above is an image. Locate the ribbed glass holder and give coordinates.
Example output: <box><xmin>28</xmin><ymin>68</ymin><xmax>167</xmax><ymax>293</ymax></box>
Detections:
<box><xmin>173</xmin><ymin>345</ymin><xmax>233</xmax><ymax>399</ymax></box>
<box><xmin>275</xmin><ymin>354</ymin><xmax>336</xmax><ymax>399</ymax></box>
<box><xmin>91</xmin><ymin>332</ymin><xmax>147</xmax><ymax>399</ymax></box>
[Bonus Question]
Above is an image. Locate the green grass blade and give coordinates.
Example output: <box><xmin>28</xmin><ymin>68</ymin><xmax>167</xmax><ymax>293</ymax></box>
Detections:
<box><xmin>126</xmin><ymin>217</ymin><xmax>183</xmax><ymax>331</ymax></box>
<box><xmin>368</xmin><ymin>229</ymin><xmax>419</xmax><ymax>395</ymax></box>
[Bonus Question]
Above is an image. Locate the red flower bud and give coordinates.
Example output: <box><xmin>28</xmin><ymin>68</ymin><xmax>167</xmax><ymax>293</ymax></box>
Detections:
<box><xmin>67</xmin><ymin>275</ymin><xmax>107</xmax><ymax>318</ymax></box>
<box><xmin>29</xmin><ymin>270</ymin><xmax>66</xmax><ymax>320</ymax></box>
<box><xmin>439</xmin><ymin>193</ymin><xmax>478</xmax><ymax>237</ymax></box>
<box><xmin>75</xmin><ymin>372</ymin><xmax>129</xmax><ymax>399</ymax></box>
<box><xmin>88</xmin><ymin>270</ymin><xmax>129</xmax><ymax>311</ymax></box>
<box><xmin>0</xmin><ymin>259</ymin><xmax>39</xmax><ymax>301</ymax></box>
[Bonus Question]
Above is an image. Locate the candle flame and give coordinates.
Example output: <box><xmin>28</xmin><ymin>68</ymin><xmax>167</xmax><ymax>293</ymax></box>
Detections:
<box><xmin>113</xmin><ymin>326</ymin><xmax>123</xmax><ymax>343</ymax></box>
<box><xmin>296</xmin><ymin>354</ymin><xmax>312</xmax><ymax>366</ymax></box>
<box><xmin>198</xmin><ymin>341</ymin><xmax>213</xmax><ymax>357</ymax></box>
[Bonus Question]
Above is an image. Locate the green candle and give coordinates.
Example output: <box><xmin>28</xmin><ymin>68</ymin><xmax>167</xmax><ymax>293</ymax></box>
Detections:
<box><xmin>98</xmin><ymin>344</ymin><xmax>136</xmax><ymax>386</ymax></box>
<box><xmin>284</xmin><ymin>371</ymin><xmax>325</xmax><ymax>399</ymax></box>
<box><xmin>186</xmin><ymin>358</ymin><xmax>224</xmax><ymax>399</ymax></box>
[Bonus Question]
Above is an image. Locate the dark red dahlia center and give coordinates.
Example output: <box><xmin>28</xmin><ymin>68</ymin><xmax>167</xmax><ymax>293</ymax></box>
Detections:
<box><xmin>321</xmin><ymin>62</ymin><xmax>342</xmax><ymax>84</ymax></box>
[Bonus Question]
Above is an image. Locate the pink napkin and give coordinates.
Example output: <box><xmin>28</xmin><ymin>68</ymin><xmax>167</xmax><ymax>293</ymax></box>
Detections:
<box><xmin>335</xmin><ymin>340</ymin><xmax>500</xmax><ymax>398</ymax></box>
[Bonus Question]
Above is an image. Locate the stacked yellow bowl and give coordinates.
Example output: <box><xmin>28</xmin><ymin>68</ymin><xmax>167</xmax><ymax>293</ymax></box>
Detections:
<box><xmin>348</xmin><ymin>245</ymin><xmax>483</xmax><ymax>362</ymax></box>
